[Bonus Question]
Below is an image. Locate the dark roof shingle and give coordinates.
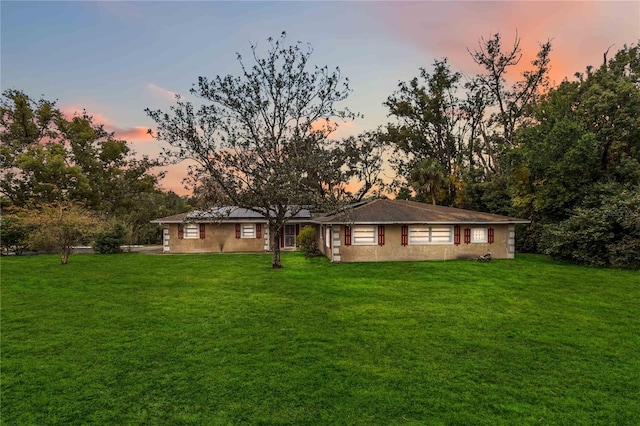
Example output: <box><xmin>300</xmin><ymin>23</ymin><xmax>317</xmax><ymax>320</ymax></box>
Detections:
<box><xmin>318</xmin><ymin>199</ymin><xmax>529</xmax><ymax>224</ymax></box>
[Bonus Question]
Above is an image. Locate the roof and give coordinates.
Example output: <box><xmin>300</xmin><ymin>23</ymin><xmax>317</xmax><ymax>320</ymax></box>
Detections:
<box><xmin>317</xmin><ymin>199</ymin><xmax>530</xmax><ymax>225</ymax></box>
<box><xmin>151</xmin><ymin>206</ymin><xmax>312</xmax><ymax>224</ymax></box>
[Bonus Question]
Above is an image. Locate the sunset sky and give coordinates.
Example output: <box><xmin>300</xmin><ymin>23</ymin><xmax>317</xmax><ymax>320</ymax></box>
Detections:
<box><xmin>2</xmin><ymin>1</ymin><xmax>639</xmax><ymax>195</ymax></box>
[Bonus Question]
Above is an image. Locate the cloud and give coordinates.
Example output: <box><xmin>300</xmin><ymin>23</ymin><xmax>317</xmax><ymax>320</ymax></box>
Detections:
<box><xmin>147</xmin><ymin>83</ymin><xmax>180</xmax><ymax>101</ymax></box>
<box><xmin>61</xmin><ymin>105</ymin><xmax>112</xmax><ymax>127</ymax></box>
<box><xmin>61</xmin><ymin>105</ymin><xmax>154</xmax><ymax>142</ymax></box>
<box><xmin>310</xmin><ymin>119</ymin><xmax>355</xmax><ymax>139</ymax></box>
<box><xmin>371</xmin><ymin>1</ymin><xmax>639</xmax><ymax>85</ymax></box>
<box><xmin>114</xmin><ymin>126</ymin><xmax>154</xmax><ymax>141</ymax></box>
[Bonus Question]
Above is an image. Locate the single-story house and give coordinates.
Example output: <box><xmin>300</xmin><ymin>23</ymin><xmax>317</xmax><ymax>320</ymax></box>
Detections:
<box><xmin>316</xmin><ymin>199</ymin><xmax>529</xmax><ymax>262</ymax></box>
<box><xmin>151</xmin><ymin>199</ymin><xmax>530</xmax><ymax>262</ymax></box>
<box><xmin>151</xmin><ymin>206</ymin><xmax>314</xmax><ymax>254</ymax></box>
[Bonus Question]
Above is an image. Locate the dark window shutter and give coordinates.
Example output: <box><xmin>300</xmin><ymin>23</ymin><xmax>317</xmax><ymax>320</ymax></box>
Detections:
<box><xmin>454</xmin><ymin>225</ymin><xmax>461</xmax><ymax>245</ymax></box>
<box><xmin>488</xmin><ymin>228</ymin><xmax>495</xmax><ymax>244</ymax></box>
<box><xmin>295</xmin><ymin>224</ymin><xmax>300</xmax><ymax>236</ymax></box>
<box><xmin>401</xmin><ymin>225</ymin><xmax>408</xmax><ymax>246</ymax></box>
<box><xmin>235</xmin><ymin>223</ymin><xmax>241</xmax><ymax>239</ymax></box>
<box><xmin>256</xmin><ymin>223</ymin><xmax>262</xmax><ymax>239</ymax></box>
<box><xmin>199</xmin><ymin>223</ymin><xmax>205</xmax><ymax>239</ymax></box>
<box><xmin>464</xmin><ymin>228</ymin><xmax>471</xmax><ymax>244</ymax></box>
<box><xmin>280</xmin><ymin>228</ymin><xmax>285</xmax><ymax>248</ymax></box>
<box><xmin>344</xmin><ymin>226</ymin><xmax>352</xmax><ymax>246</ymax></box>
<box><xmin>178</xmin><ymin>224</ymin><xmax>184</xmax><ymax>240</ymax></box>
<box><xmin>378</xmin><ymin>225</ymin><xmax>385</xmax><ymax>246</ymax></box>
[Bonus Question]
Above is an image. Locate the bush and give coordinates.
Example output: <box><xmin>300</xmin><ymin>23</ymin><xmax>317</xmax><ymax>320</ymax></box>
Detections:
<box><xmin>296</xmin><ymin>225</ymin><xmax>321</xmax><ymax>257</ymax></box>
<box><xmin>0</xmin><ymin>212</ymin><xmax>32</xmax><ymax>255</ymax></box>
<box><xmin>539</xmin><ymin>185</ymin><xmax>640</xmax><ymax>268</ymax></box>
<box><xmin>93</xmin><ymin>223</ymin><xmax>125</xmax><ymax>254</ymax></box>
<box><xmin>540</xmin><ymin>208</ymin><xmax>614</xmax><ymax>267</ymax></box>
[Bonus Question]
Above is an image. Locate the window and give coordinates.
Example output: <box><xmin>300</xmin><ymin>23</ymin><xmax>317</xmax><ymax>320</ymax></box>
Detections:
<box><xmin>471</xmin><ymin>228</ymin><xmax>488</xmax><ymax>243</ymax></box>
<box><xmin>353</xmin><ymin>226</ymin><xmax>377</xmax><ymax>245</ymax></box>
<box><xmin>408</xmin><ymin>226</ymin><xmax>452</xmax><ymax>245</ymax></box>
<box><xmin>241</xmin><ymin>224</ymin><xmax>256</xmax><ymax>238</ymax></box>
<box><xmin>325</xmin><ymin>227</ymin><xmax>331</xmax><ymax>248</ymax></box>
<box><xmin>183</xmin><ymin>224</ymin><xmax>200</xmax><ymax>239</ymax></box>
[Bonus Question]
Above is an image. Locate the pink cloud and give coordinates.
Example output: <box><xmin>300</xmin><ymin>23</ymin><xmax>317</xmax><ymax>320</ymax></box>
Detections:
<box><xmin>114</xmin><ymin>126</ymin><xmax>154</xmax><ymax>141</ymax></box>
<box><xmin>372</xmin><ymin>2</ymin><xmax>639</xmax><ymax>85</ymax></box>
<box><xmin>61</xmin><ymin>104</ymin><xmax>155</xmax><ymax>142</ymax></box>
<box><xmin>61</xmin><ymin>105</ymin><xmax>112</xmax><ymax>127</ymax></box>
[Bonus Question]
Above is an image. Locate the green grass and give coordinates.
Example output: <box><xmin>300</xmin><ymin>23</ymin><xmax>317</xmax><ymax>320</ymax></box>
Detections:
<box><xmin>2</xmin><ymin>253</ymin><xmax>639</xmax><ymax>425</ymax></box>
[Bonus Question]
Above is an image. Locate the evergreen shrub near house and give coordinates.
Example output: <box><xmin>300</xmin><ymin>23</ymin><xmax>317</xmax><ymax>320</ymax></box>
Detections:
<box><xmin>297</xmin><ymin>225</ymin><xmax>321</xmax><ymax>257</ymax></box>
<box><xmin>92</xmin><ymin>222</ymin><xmax>125</xmax><ymax>254</ymax></box>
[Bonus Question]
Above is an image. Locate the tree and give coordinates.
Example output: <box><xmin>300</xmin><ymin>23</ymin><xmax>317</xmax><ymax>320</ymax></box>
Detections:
<box><xmin>508</xmin><ymin>42</ymin><xmax>640</xmax><ymax>266</ymax></box>
<box><xmin>384</xmin><ymin>59</ymin><xmax>465</xmax><ymax>205</ymax></box>
<box><xmin>146</xmin><ymin>33</ymin><xmax>366</xmax><ymax>268</ymax></box>
<box><xmin>466</xmin><ymin>32</ymin><xmax>552</xmax><ymax>171</ymax></box>
<box><xmin>0</xmin><ymin>90</ymin><xmax>162</xmax><ymax>234</ymax></box>
<box><xmin>21</xmin><ymin>202</ymin><xmax>102</xmax><ymax>264</ymax></box>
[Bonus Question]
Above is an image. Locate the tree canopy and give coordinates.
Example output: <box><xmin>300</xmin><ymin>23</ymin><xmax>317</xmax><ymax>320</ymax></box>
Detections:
<box><xmin>146</xmin><ymin>32</ymin><xmax>380</xmax><ymax>267</ymax></box>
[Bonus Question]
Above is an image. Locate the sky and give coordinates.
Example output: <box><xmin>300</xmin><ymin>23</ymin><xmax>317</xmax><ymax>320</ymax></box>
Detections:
<box><xmin>2</xmin><ymin>1</ymin><xmax>639</xmax><ymax>195</ymax></box>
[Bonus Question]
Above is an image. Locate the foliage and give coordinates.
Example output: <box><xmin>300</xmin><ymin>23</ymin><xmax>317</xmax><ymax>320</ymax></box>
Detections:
<box><xmin>466</xmin><ymin>32</ymin><xmax>552</xmax><ymax>169</ymax></box>
<box><xmin>146</xmin><ymin>32</ymin><xmax>378</xmax><ymax>267</ymax></box>
<box><xmin>0</xmin><ymin>90</ymin><xmax>164</xmax><ymax>244</ymax></box>
<box><xmin>384</xmin><ymin>59</ymin><xmax>465</xmax><ymax>204</ymax></box>
<box><xmin>3</xmin><ymin>253</ymin><xmax>639</xmax><ymax>424</ymax></box>
<box><xmin>92</xmin><ymin>222</ymin><xmax>125</xmax><ymax>254</ymax></box>
<box><xmin>296</xmin><ymin>225</ymin><xmax>320</xmax><ymax>257</ymax></box>
<box><xmin>20</xmin><ymin>202</ymin><xmax>102</xmax><ymax>264</ymax></box>
<box><xmin>0</xmin><ymin>209</ymin><xmax>33</xmax><ymax>255</ymax></box>
<box><xmin>509</xmin><ymin>42</ymin><xmax>640</xmax><ymax>266</ymax></box>
<box><xmin>384</xmin><ymin>34</ymin><xmax>553</xmax><ymax>207</ymax></box>
<box><xmin>540</xmin><ymin>184</ymin><xmax>640</xmax><ymax>268</ymax></box>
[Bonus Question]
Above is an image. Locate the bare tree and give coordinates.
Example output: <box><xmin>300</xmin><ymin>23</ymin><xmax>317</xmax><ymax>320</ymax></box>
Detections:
<box><xmin>466</xmin><ymin>32</ymin><xmax>552</xmax><ymax>173</ymax></box>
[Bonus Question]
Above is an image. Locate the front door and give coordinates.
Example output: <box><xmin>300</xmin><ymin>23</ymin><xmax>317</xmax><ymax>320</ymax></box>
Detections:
<box><xmin>284</xmin><ymin>224</ymin><xmax>296</xmax><ymax>248</ymax></box>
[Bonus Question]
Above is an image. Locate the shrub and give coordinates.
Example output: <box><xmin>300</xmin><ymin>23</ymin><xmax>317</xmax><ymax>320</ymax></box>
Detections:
<box><xmin>296</xmin><ymin>225</ymin><xmax>321</xmax><ymax>257</ymax></box>
<box><xmin>93</xmin><ymin>223</ymin><xmax>125</xmax><ymax>254</ymax></box>
<box><xmin>540</xmin><ymin>208</ymin><xmax>613</xmax><ymax>267</ymax></box>
<box><xmin>0</xmin><ymin>212</ymin><xmax>32</xmax><ymax>255</ymax></box>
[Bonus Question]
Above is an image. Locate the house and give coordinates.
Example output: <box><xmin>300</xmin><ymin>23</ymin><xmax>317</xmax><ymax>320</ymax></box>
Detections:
<box><xmin>151</xmin><ymin>199</ymin><xmax>529</xmax><ymax>262</ymax></box>
<box><xmin>315</xmin><ymin>199</ymin><xmax>529</xmax><ymax>262</ymax></box>
<box><xmin>151</xmin><ymin>206</ymin><xmax>314</xmax><ymax>254</ymax></box>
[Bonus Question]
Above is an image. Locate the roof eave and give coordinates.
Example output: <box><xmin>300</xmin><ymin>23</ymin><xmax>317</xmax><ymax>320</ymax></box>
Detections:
<box><xmin>314</xmin><ymin>220</ymin><xmax>531</xmax><ymax>225</ymax></box>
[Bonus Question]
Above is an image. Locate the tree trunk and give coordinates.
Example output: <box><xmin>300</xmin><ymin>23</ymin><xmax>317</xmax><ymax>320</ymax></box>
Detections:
<box><xmin>271</xmin><ymin>228</ymin><xmax>282</xmax><ymax>268</ymax></box>
<box><xmin>60</xmin><ymin>246</ymin><xmax>70</xmax><ymax>264</ymax></box>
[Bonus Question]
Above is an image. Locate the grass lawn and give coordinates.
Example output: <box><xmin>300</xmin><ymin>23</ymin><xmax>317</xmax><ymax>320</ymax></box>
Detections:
<box><xmin>2</xmin><ymin>253</ymin><xmax>639</xmax><ymax>425</ymax></box>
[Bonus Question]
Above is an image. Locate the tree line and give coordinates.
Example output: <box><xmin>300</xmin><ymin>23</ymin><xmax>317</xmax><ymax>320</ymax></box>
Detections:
<box><xmin>2</xmin><ymin>32</ymin><xmax>638</xmax><ymax>268</ymax></box>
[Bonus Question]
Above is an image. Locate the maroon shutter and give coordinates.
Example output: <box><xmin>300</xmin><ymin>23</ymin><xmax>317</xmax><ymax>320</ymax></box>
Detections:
<box><xmin>401</xmin><ymin>225</ymin><xmax>408</xmax><ymax>246</ymax></box>
<box><xmin>280</xmin><ymin>228</ymin><xmax>284</xmax><ymax>248</ymax></box>
<box><xmin>178</xmin><ymin>224</ymin><xmax>184</xmax><ymax>240</ymax></box>
<box><xmin>199</xmin><ymin>223</ymin><xmax>205</xmax><ymax>239</ymax></box>
<box><xmin>378</xmin><ymin>225</ymin><xmax>385</xmax><ymax>246</ymax></box>
<box><xmin>344</xmin><ymin>226</ymin><xmax>352</xmax><ymax>246</ymax></box>
<box><xmin>235</xmin><ymin>223</ymin><xmax>241</xmax><ymax>239</ymax></box>
<box><xmin>488</xmin><ymin>228</ymin><xmax>495</xmax><ymax>244</ymax></box>
<box><xmin>295</xmin><ymin>224</ymin><xmax>300</xmax><ymax>236</ymax></box>
<box><xmin>464</xmin><ymin>228</ymin><xmax>471</xmax><ymax>244</ymax></box>
<box><xmin>256</xmin><ymin>223</ymin><xmax>262</xmax><ymax>239</ymax></box>
<box><xmin>454</xmin><ymin>225</ymin><xmax>461</xmax><ymax>246</ymax></box>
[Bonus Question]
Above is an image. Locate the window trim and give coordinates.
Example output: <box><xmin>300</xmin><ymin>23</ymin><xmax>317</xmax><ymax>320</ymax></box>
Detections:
<box><xmin>240</xmin><ymin>223</ymin><xmax>256</xmax><ymax>239</ymax></box>
<box><xmin>183</xmin><ymin>223</ymin><xmax>200</xmax><ymax>239</ymax></box>
<box><xmin>470</xmin><ymin>227</ymin><xmax>488</xmax><ymax>244</ymax></box>
<box><xmin>408</xmin><ymin>226</ymin><xmax>453</xmax><ymax>245</ymax></box>
<box><xmin>352</xmin><ymin>225</ymin><xmax>378</xmax><ymax>246</ymax></box>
